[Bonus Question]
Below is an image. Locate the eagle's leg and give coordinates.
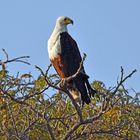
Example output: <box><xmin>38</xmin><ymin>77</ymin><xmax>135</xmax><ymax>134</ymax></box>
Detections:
<box><xmin>59</xmin><ymin>78</ymin><xmax>67</xmax><ymax>88</ymax></box>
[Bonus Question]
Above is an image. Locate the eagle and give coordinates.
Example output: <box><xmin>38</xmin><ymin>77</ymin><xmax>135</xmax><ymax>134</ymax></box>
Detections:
<box><xmin>48</xmin><ymin>16</ymin><xmax>96</xmax><ymax>104</ymax></box>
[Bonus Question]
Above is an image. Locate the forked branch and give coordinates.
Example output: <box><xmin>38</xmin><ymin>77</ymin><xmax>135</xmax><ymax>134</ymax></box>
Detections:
<box><xmin>0</xmin><ymin>49</ymin><xmax>30</xmax><ymax>65</ymax></box>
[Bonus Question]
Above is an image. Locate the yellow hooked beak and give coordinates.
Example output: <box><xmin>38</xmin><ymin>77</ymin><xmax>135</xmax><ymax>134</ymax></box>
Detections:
<box><xmin>64</xmin><ymin>18</ymin><xmax>74</xmax><ymax>25</ymax></box>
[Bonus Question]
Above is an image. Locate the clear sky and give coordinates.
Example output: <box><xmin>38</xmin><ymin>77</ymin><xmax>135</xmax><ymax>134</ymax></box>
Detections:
<box><xmin>0</xmin><ymin>0</ymin><xmax>139</xmax><ymax>92</ymax></box>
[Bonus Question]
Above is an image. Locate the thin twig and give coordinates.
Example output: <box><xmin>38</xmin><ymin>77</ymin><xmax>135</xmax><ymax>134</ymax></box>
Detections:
<box><xmin>112</xmin><ymin>67</ymin><xmax>137</xmax><ymax>96</ymax></box>
<box><xmin>0</xmin><ymin>49</ymin><xmax>30</xmax><ymax>65</ymax></box>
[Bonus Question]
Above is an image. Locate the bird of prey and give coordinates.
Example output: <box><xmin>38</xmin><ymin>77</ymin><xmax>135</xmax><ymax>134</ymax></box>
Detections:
<box><xmin>48</xmin><ymin>16</ymin><xmax>96</xmax><ymax>104</ymax></box>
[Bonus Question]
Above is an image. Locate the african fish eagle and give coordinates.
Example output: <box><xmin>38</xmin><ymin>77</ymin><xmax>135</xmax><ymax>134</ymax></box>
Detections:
<box><xmin>48</xmin><ymin>16</ymin><xmax>96</xmax><ymax>104</ymax></box>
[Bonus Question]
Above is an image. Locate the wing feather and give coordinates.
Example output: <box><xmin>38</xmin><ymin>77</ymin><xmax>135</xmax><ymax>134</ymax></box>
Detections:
<box><xmin>60</xmin><ymin>32</ymin><xmax>82</xmax><ymax>77</ymax></box>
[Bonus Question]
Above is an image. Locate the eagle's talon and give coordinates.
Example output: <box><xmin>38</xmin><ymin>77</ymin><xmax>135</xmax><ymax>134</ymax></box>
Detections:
<box><xmin>60</xmin><ymin>78</ymin><xmax>67</xmax><ymax>87</ymax></box>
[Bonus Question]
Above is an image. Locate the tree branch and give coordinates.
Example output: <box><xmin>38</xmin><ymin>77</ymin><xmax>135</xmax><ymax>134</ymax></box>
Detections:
<box><xmin>0</xmin><ymin>49</ymin><xmax>30</xmax><ymax>65</ymax></box>
<box><xmin>112</xmin><ymin>67</ymin><xmax>136</xmax><ymax>96</ymax></box>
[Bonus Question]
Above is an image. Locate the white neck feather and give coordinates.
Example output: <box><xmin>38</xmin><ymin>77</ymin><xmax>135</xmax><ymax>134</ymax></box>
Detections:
<box><xmin>51</xmin><ymin>24</ymin><xmax>68</xmax><ymax>38</ymax></box>
<box><xmin>48</xmin><ymin>23</ymin><xmax>68</xmax><ymax>60</ymax></box>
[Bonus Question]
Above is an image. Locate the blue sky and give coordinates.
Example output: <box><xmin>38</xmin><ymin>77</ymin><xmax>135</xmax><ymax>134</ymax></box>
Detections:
<box><xmin>0</xmin><ymin>0</ymin><xmax>139</xmax><ymax>92</ymax></box>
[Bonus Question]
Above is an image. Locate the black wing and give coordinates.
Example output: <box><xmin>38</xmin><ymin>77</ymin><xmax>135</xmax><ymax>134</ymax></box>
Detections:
<box><xmin>60</xmin><ymin>32</ymin><xmax>82</xmax><ymax>77</ymax></box>
<box><xmin>60</xmin><ymin>32</ymin><xmax>96</xmax><ymax>104</ymax></box>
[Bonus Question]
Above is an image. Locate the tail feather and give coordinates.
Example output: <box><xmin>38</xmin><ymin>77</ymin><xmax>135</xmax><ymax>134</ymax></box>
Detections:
<box><xmin>67</xmin><ymin>74</ymin><xmax>96</xmax><ymax>105</ymax></box>
<box><xmin>86</xmin><ymin>80</ymin><xmax>96</xmax><ymax>98</ymax></box>
<box><xmin>78</xmin><ymin>72</ymin><xmax>96</xmax><ymax>98</ymax></box>
<box><xmin>74</xmin><ymin>78</ymin><xmax>91</xmax><ymax>104</ymax></box>
<box><xmin>68</xmin><ymin>82</ymin><xmax>90</xmax><ymax>104</ymax></box>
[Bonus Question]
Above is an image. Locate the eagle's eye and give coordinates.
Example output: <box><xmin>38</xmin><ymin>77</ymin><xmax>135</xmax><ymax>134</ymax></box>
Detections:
<box><xmin>64</xmin><ymin>18</ymin><xmax>67</xmax><ymax>21</ymax></box>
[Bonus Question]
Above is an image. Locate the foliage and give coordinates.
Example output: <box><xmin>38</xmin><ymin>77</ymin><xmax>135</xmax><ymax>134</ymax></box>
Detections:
<box><xmin>0</xmin><ymin>50</ymin><xmax>140</xmax><ymax>140</ymax></box>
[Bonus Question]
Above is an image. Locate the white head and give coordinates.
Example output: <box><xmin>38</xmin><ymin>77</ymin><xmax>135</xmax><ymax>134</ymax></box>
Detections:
<box><xmin>55</xmin><ymin>16</ymin><xmax>73</xmax><ymax>28</ymax></box>
<box><xmin>48</xmin><ymin>16</ymin><xmax>74</xmax><ymax>59</ymax></box>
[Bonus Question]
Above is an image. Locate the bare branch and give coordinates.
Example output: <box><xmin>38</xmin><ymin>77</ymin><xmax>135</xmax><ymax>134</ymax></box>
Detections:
<box><xmin>0</xmin><ymin>49</ymin><xmax>30</xmax><ymax>65</ymax></box>
<box><xmin>112</xmin><ymin>67</ymin><xmax>137</xmax><ymax>95</ymax></box>
<box><xmin>2</xmin><ymin>48</ymin><xmax>9</xmax><ymax>61</ymax></box>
